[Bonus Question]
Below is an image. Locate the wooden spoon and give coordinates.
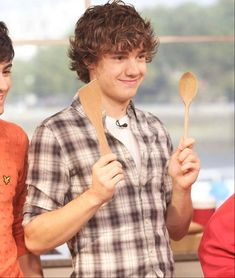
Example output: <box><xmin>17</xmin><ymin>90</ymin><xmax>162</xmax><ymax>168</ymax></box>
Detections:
<box><xmin>79</xmin><ymin>79</ymin><xmax>111</xmax><ymax>156</ymax></box>
<box><xmin>179</xmin><ymin>72</ymin><xmax>198</xmax><ymax>139</ymax></box>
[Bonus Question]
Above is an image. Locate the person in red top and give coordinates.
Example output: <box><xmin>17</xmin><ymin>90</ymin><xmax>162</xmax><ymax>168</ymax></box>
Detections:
<box><xmin>0</xmin><ymin>21</ymin><xmax>43</xmax><ymax>277</ymax></box>
<box><xmin>198</xmin><ymin>193</ymin><xmax>235</xmax><ymax>278</ymax></box>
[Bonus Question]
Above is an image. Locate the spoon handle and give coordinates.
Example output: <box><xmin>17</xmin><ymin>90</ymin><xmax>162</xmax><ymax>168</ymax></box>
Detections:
<box><xmin>184</xmin><ymin>103</ymin><xmax>190</xmax><ymax>139</ymax></box>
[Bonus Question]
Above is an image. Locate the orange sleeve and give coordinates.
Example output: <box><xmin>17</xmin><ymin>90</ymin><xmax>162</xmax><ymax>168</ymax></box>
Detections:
<box><xmin>12</xmin><ymin>136</ymin><xmax>30</xmax><ymax>257</ymax></box>
<box><xmin>198</xmin><ymin>194</ymin><xmax>235</xmax><ymax>278</ymax></box>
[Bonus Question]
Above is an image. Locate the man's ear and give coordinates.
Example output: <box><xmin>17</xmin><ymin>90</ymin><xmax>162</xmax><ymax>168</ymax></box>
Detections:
<box><xmin>83</xmin><ymin>59</ymin><xmax>96</xmax><ymax>79</ymax></box>
<box><xmin>89</xmin><ymin>68</ymin><xmax>97</xmax><ymax>81</ymax></box>
<box><xmin>83</xmin><ymin>59</ymin><xmax>94</xmax><ymax>68</ymax></box>
<box><xmin>87</xmin><ymin>64</ymin><xmax>95</xmax><ymax>71</ymax></box>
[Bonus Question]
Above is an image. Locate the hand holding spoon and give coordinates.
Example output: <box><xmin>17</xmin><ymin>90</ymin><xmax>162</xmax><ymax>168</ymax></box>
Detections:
<box><xmin>179</xmin><ymin>72</ymin><xmax>198</xmax><ymax>139</ymax></box>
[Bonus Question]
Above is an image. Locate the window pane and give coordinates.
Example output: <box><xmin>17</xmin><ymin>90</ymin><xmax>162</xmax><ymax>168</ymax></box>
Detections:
<box><xmin>2</xmin><ymin>0</ymin><xmax>234</xmax><ymax>208</ymax></box>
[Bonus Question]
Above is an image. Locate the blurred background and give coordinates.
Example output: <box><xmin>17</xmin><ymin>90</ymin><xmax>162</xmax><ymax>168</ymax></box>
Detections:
<box><xmin>1</xmin><ymin>0</ymin><xmax>234</xmax><ymax>276</ymax></box>
<box><xmin>1</xmin><ymin>0</ymin><xmax>233</xmax><ymax>202</ymax></box>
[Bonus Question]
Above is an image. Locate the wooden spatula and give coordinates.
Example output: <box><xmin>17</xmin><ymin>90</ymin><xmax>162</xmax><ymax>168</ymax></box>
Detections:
<box><xmin>79</xmin><ymin>79</ymin><xmax>111</xmax><ymax>156</ymax></box>
<box><xmin>179</xmin><ymin>72</ymin><xmax>198</xmax><ymax>139</ymax></box>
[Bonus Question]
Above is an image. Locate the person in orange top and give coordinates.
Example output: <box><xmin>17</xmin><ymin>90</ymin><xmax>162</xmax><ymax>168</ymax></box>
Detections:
<box><xmin>0</xmin><ymin>21</ymin><xmax>43</xmax><ymax>277</ymax></box>
<box><xmin>198</xmin><ymin>194</ymin><xmax>235</xmax><ymax>278</ymax></box>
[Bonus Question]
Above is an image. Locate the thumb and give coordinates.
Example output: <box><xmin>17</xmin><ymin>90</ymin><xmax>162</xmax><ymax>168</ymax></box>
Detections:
<box><xmin>176</xmin><ymin>137</ymin><xmax>196</xmax><ymax>152</ymax></box>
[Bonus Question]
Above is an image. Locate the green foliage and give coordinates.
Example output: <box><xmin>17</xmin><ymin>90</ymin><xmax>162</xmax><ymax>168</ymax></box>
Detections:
<box><xmin>11</xmin><ymin>0</ymin><xmax>234</xmax><ymax>105</ymax></box>
<box><xmin>137</xmin><ymin>0</ymin><xmax>234</xmax><ymax>103</ymax></box>
<box><xmin>11</xmin><ymin>45</ymin><xmax>82</xmax><ymax>105</ymax></box>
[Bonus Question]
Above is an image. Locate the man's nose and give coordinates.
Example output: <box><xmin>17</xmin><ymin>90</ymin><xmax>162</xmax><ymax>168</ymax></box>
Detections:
<box><xmin>0</xmin><ymin>74</ymin><xmax>9</xmax><ymax>91</ymax></box>
<box><xmin>125</xmin><ymin>59</ymin><xmax>140</xmax><ymax>76</ymax></box>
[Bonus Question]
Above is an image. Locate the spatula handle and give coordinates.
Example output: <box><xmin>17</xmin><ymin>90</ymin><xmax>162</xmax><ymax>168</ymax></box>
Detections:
<box><xmin>96</xmin><ymin>125</ymin><xmax>112</xmax><ymax>156</ymax></box>
<box><xmin>184</xmin><ymin>104</ymin><xmax>190</xmax><ymax>139</ymax></box>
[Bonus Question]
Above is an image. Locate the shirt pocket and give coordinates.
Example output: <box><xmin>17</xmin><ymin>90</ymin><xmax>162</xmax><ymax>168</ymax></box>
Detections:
<box><xmin>146</xmin><ymin>151</ymin><xmax>170</xmax><ymax>215</ymax></box>
<box><xmin>148</xmin><ymin>151</ymin><xmax>165</xmax><ymax>185</ymax></box>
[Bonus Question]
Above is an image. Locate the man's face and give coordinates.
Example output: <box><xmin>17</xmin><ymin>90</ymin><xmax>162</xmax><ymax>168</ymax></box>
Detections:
<box><xmin>0</xmin><ymin>61</ymin><xmax>12</xmax><ymax>115</ymax></box>
<box><xmin>89</xmin><ymin>48</ymin><xmax>147</xmax><ymax>107</ymax></box>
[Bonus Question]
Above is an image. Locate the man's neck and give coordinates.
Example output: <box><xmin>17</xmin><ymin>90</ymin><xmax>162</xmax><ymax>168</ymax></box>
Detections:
<box><xmin>102</xmin><ymin>98</ymin><xmax>130</xmax><ymax>118</ymax></box>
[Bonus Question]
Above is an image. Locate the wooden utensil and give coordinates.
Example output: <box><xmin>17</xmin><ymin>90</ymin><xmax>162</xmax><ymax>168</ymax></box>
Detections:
<box><xmin>79</xmin><ymin>79</ymin><xmax>111</xmax><ymax>156</ymax></box>
<box><xmin>179</xmin><ymin>72</ymin><xmax>198</xmax><ymax>139</ymax></box>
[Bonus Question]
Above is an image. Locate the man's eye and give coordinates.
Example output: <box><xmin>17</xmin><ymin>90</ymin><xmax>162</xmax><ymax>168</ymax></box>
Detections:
<box><xmin>3</xmin><ymin>70</ymin><xmax>11</xmax><ymax>75</ymax></box>
<box><xmin>114</xmin><ymin>55</ymin><xmax>124</xmax><ymax>60</ymax></box>
<box><xmin>138</xmin><ymin>54</ymin><xmax>146</xmax><ymax>60</ymax></box>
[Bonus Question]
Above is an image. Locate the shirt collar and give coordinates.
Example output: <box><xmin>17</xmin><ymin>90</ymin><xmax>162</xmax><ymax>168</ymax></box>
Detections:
<box><xmin>72</xmin><ymin>92</ymin><xmax>137</xmax><ymax>121</ymax></box>
<box><xmin>127</xmin><ymin>100</ymin><xmax>138</xmax><ymax>120</ymax></box>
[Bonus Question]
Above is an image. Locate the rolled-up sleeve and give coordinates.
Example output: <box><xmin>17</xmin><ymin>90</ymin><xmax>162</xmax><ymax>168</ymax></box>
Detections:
<box><xmin>23</xmin><ymin>125</ymin><xmax>69</xmax><ymax>225</ymax></box>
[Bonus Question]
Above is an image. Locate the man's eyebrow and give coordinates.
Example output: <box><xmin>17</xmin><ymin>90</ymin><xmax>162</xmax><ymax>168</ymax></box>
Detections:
<box><xmin>3</xmin><ymin>63</ymin><xmax>12</xmax><ymax>70</ymax></box>
<box><xmin>110</xmin><ymin>51</ymin><xmax>129</xmax><ymax>55</ymax></box>
<box><xmin>138</xmin><ymin>49</ymin><xmax>147</xmax><ymax>54</ymax></box>
<box><xmin>111</xmin><ymin>50</ymin><xmax>147</xmax><ymax>54</ymax></box>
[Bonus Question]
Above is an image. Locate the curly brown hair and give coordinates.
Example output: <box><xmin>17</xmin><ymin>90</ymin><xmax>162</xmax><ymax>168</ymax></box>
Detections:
<box><xmin>0</xmin><ymin>21</ymin><xmax>14</xmax><ymax>63</ymax></box>
<box><xmin>68</xmin><ymin>0</ymin><xmax>159</xmax><ymax>83</ymax></box>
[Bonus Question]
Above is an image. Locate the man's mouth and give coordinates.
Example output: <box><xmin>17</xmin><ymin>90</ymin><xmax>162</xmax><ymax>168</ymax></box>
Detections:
<box><xmin>119</xmin><ymin>78</ymin><xmax>140</xmax><ymax>86</ymax></box>
<box><xmin>0</xmin><ymin>94</ymin><xmax>5</xmax><ymax>102</ymax></box>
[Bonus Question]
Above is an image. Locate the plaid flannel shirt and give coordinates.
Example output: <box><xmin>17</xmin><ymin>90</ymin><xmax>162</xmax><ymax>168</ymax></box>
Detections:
<box><xmin>23</xmin><ymin>98</ymin><xmax>174</xmax><ymax>277</ymax></box>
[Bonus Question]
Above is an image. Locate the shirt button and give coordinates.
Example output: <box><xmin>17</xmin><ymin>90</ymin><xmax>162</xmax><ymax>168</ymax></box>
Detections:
<box><xmin>145</xmin><ymin>219</ymin><xmax>150</xmax><ymax>225</ymax></box>
<box><xmin>156</xmin><ymin>269</ymin><xmax>164</xmax><ymax>277</ymax></box>
<box><xmin>124</xmin><ymin>154</ymin><xmax>131</xmax><ymax>160</ymax></box>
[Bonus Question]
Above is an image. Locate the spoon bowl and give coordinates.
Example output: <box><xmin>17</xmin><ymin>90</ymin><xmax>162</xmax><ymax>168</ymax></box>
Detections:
<box><xmin>179</xmin><ymin>72</ymin><xmax>198</xmax><ymax>139</ymax></box>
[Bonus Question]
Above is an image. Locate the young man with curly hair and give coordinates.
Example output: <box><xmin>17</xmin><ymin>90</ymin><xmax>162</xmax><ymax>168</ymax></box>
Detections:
<box><xmin>23</xmin><ymin>1</ymin><xmax>200</xmax><ymax>277</ymax></box>
<box><xmin>0</xmin><ymin>21</ymin><xmax>43</xmax><ymax>278</ymax></box>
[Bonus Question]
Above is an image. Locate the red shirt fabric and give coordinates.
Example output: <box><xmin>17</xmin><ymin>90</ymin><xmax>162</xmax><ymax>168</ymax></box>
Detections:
<box><xmin>198</xmin><ymin>194</ymin><xmax>235</xmax><ymax>278</ymax></box>
<box><xmin>0</xmin><ymin>119</ymin><xmax>29</xmax><ymax>278</ymax></box>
